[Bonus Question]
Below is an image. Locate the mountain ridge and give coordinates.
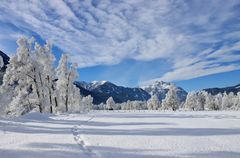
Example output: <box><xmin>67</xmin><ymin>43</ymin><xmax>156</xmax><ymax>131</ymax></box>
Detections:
<box><xmin>75</xmin><ymin>81</ymin><xmax>151</xmax><ymax>104</ymax></box>
<box><xmin>75</xmin><ymin>80</ymin><xmax>188</xmax><ymax>105</ymax></box>
<box><xmin>204</xmin><ymin>84</ymin><xmax>240</xmax><ymax>95</ymax></box>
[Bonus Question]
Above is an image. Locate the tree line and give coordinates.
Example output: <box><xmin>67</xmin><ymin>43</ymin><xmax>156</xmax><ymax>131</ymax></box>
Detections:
<box><xmin>98</xmin><ymin>85</ymin><xmax>240</xmax><ymax>111</ymax></box>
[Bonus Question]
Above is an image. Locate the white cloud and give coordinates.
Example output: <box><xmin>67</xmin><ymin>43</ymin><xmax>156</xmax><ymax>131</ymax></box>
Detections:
<box><xmin>0</xmin><ymin>0</ymin><xmax>240</xmax><ymax>82</ymax></box>
<box><xmin>160</xmin><ymin>63</ymin><xmax>240</xmax><ymax>82</ymax></box>
<box><xmin>144</xmin><ymin>41</ymin><xmax>240</xmax><ymax>83</ymax></box>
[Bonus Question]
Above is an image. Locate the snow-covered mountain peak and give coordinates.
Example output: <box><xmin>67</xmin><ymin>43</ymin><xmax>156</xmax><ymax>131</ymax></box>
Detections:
<box><xmin>141</xmin><ymin>80</ymin><xmax>174</xmax><ymax>90</ymax></box>
<box><xmin>153</xmin><ymin>80</ymin><xmax>173</xmax><ymax>88</ymax></box>
<box><xmin>91</xmin><ymin>80</ymin><xmax>107</xmax><ymax>85</ymax></box>
<box><xmin>141</xmin><ymin>80</ymin><xmax>187</xmax><ymax>103</ymax></box>
<box><xmin>76</xmin><ymin>80</ymin><xmax>110</xmax><ymax>90</ymax></box>
<box><xmin>90</xmin><ymin>80</ymin><xmax>108</xmax><ymax>89</ymax></box>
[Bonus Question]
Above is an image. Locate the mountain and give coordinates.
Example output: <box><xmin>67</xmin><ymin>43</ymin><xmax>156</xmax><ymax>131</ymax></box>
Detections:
<box><xmin>204</xmin><ymin>84</ymin><xmax>240</xmax><ymax>95</ymax></box>
<box><xmin>76</xmin><ymin>80</ymin><xmax>109</xmax><ymax>91</ymax></box>
<box><xmin>141</xmin><ymin>81</ymin><xmax>188</xmax><ymax>103</ymax></box>
<box><xmin>75</xmin><ymin>81</ymin><xmax>151</xmax><ymax>104</ymax></box>
<box><xmin>0</xmin><ymin>50</ymin><xmax>10</xmax><ymax>84</ymax></box>
<box><xmin>74</xmin><ymin>82</ymin><xmax>111</xmax><ymax>104</ymax></box>
<box><xmin>75</xmin><ymin>80</ymin><xmax>188</xmax><ymax>105</ymax></box>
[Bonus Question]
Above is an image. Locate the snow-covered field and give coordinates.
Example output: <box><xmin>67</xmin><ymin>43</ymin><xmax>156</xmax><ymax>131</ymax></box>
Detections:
<box><xmin>1</xmin><ymin>111</ymin><xmax>240</xmax><ymax>158</ymax></box>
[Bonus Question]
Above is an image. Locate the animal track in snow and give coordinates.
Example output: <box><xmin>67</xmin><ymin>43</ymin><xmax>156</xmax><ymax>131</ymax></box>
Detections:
<box><xmin>72</xmin><ymin>115</ymin><xmax>100</xmax><ymax>158</ymax></box>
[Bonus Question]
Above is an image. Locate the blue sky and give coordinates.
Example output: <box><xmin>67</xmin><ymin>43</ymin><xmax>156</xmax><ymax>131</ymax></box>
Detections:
<box><xmin>0</xmin><ymin>0</ymin><xmax>240</xmax><ymax>91</ymax></box>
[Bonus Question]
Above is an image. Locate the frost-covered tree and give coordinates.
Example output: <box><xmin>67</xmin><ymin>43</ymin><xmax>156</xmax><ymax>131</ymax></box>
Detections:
<box><xmin>55</xmin><ymin>55</ymin><xmax>68</xmax><ymax>112</ymax></box>
<box><xmin>184</xmin><ymin>91</ymin><xmax>209</xmax><ymax>111</ymax></box>
<box><xmin>120</xmin><ymin>100</ymin><xmax>147</xmax><ymax>110</ymax></box>
<box><xmin>214</xmin><ymin>93</ymin><xmax>222</xmax><ymax>110</ymax></box>
<box><xmin>221</xmin><ymin>92</ymin><xmax>235</xmax><ymax>110</ymax></box>
<box><xmin>141</xmin><ymin>101</ymin><xmax>148</xmax><ymax>110</ymax></box>
<box><xmin>162</xmin><ymin>85</ymin><xmax>180</xmax><ymax>111</ymax></box>
<box><xmin>55</xmin><ymin>55</ymin><xmax>82</xmax><ymax>113</ymax></box>
<box><xmin>126</xmin><ymin>100</ymin><xmax>132</xmax><ymax>110</ymax></box>
<box><xmin>94</xmin><ymin>102</ymin><xmax>105</xmax><ymax>110</ymax></box>
<box><xmin>147</xmin><ymin>94</ymin><xmax>160</xmax><ymax>110</ymax></box>
<box><xmin>234</xmin><ymin>92</ymin><xmax>240</xmax><ymax>110</ymax></box>
<box><xmin>196</xmin><ymin>91</ymin><xmax>207</xmax><ymax>110</ymax></box>
<box><xmin>120</xmin><ymin>100</ymin><xmax>129</xmax><ymax>110</ymax></box>
<box><xmin>106</xmin><ymin>97</ymin><xmax>115</xmax><ymax>110</ymax></box>
<box><xmin>34</xmin><ymin>41</ymin><xmax>56</xmax><ymax>113</ymax></box>
<box><xmin>65</xmin><ymin>63</ymin><xmax>82</xmax><ymax>112</ymax></box>
<box><xmin>81</xmin><ymin>95</ymin><xmax>93</xmax><ymax>112</ymax></box>
<box><xmin>6</xmin><ymin>88</ymin><xmax>31</xmax><ymax>116</ymax></box>
<box><xmin>1</xmin><ymin>37</ymin><xmax>47</xmax><ymax>115</ymax></box>
<box><xmin>184</xmin><ymin>92</ymin><xmax>198</xmax><ymax>110</ymax></box>
<box><xmin>132</xmin><ymin>100</ymin><xmax>144</xmax><ymax>110</ymax></box>
<box><xmin>228</xmin><ymin>92</ymin><xmax>235</xmax><ymax>109</ymax></box>
<box><xmin>0</xmin><ymin>37</ymin><xmax>84</xmax><ymax>116</ymax></box>
<box><xmin>205</xmin><ymin>93</ymin><xmax>219</xmax><ymax>110</ymax></box>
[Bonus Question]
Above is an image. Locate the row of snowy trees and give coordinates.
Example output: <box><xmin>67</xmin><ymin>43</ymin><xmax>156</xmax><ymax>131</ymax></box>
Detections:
<box><xmin>0</xmin><ymin>37</ymin><xmax>93</xmax><ymax>116</ymax></box>
<box><xmin>185</xmin><ymin>91</ymin><xmax>240</xmax><ymax>111</ymax></box>
<box><xmin>95</xmin><ymin>85</ymin><xmax>240</xmax><ymax>111</ymax></box>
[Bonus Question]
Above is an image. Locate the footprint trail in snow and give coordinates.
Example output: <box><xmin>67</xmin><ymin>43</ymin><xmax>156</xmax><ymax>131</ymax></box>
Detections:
<box><xmin>72</xmin><ymin>115</ymin><xmax>100</xmax><ymax>158</ymax></box>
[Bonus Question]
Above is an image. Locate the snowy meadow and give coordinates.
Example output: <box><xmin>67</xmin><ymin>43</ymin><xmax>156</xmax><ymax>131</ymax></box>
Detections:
<box><xmin>1</xmin><ymin>111</ymin><xmax>240</xmax><ymax>158</ymax></box>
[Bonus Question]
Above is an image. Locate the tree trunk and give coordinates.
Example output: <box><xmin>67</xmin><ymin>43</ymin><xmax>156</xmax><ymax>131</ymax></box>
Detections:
<box><xmin>47</xmin><ymin>76</ymin><xmax>53</xmax><ymax>113</ymax></box>
<box><xmin>54</xmin><ymin>97</ymin><xmax>58</xmax><ymax>107</ymax></box>
<box><xmin>65</xmin><ymin>73</ymin><xmax>71</xmax><ymax>112</ymax></box>
<box><xmin>33</xmin><ymin>68</ymin><xmax>43</xmax><ymax>113</ymax></box>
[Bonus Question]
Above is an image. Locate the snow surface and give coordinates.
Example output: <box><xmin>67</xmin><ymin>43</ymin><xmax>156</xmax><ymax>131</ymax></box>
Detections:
<box><xmin>1</xmin><ymin>111</ymin><xmax>240</xmax><ymax>158</ymax></box>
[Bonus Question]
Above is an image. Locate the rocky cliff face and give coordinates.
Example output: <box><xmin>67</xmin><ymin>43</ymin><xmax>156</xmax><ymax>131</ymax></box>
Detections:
<box><xmin>0</xmin><ymin>50</ymin><xmax>10</xmax><ymax>85</ymax></box>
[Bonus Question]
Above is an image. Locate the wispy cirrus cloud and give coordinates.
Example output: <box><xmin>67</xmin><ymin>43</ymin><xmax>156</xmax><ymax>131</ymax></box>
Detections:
<box><xmin>0</xmin><ymin>0</ymin><xmax>240</xmax><ymax>83</ymax></box>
